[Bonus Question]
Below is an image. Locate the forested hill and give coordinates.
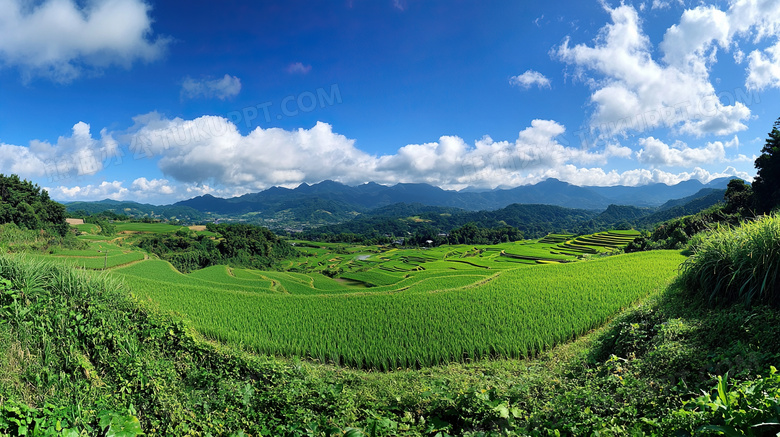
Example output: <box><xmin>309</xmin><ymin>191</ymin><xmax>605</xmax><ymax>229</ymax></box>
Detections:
<box><xmin>300</xmin><ymin>203</ymin><xmax>603</xmax><ymax>242</ymax></box>
<box><xmin>136</xmin><ymin>223</ymin><xmax>299</xmax><ymax>272</ymax></box>
<box><xmin>65</xmin><ymin>199</ymin><xmax>204</xmax><ymax>222</ymax></box>
<box><xmin>0</xmin><ymin>173</ymin><xmax>68</xmax><ymax>236</ymax></box>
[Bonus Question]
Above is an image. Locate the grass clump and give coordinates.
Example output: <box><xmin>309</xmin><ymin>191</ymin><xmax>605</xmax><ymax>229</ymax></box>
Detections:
<box><xmin>680</xmin><ymin>213</ymin><xmax>780</xmax><ymax>307</ymax></box>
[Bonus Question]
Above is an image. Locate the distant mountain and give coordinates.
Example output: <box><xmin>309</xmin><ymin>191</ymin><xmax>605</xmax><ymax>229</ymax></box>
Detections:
<box><xmin>174</xmin><ymin>177</ymin><xmax>731</xmax><ymax>219</ymax></box>
<box><xmin>656</xmin><ymin>188</ymin><xmax>724</xmax><ymax>212</ymax></box>
<box><xmin>64</xmin><ymin>177</ymin><xmax>743</xmax><ymax>227</ymax></box>
<box><xmin>301</xmin><ymin>202</ymin><xmax>602</xmax><ymax>240</ymax></box>
<box><xmin>301</xmin><ymin>186</ymin><xmax>728</xmax><ymax>241</ymax></box>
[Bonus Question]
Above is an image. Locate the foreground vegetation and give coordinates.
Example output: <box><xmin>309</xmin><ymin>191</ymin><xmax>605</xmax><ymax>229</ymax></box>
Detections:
<box><xmin>2</xmin><ymin>250</ymin><xmax>780</xmax><ymax>435</ymax></box>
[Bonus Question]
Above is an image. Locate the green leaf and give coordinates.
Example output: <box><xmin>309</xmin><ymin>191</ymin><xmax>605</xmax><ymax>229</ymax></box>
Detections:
<box><xmin>700</xmin><ymin>425</ymin><xmax>744</xmax><ymax>437</ymax></box>
<box><xmin>717</xmin><ymin>372</ymin><xmax>731</xmax><ymax>409</ymax></box>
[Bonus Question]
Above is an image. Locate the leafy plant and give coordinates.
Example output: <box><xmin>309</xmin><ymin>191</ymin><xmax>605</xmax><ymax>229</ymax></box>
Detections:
<box><xmin>684</xmin><ymin>368</ymin><xmax>780</xmax><ymax>436</ymax></box>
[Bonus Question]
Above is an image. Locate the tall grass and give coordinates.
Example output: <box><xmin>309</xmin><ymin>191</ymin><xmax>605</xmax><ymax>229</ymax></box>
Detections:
<box><xmin>680</xmin><ymin>213</ymin><xmax>780</xmax><ymax>307</ymax></box>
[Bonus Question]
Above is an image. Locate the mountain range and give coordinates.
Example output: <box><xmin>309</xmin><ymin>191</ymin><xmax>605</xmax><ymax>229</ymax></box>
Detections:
<box><xmin>64</xmin><ymin>177</ymin><xmax>737</xmax><ymax>228</ymax></box>
<box><xmin>174</xmin><ymin>177</ymin><xmax>734</xmax><ymax>213</ymax></box>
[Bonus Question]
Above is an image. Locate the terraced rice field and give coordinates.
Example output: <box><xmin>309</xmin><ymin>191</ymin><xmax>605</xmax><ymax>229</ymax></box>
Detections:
<box><xmin>43</xmin><ymin>240</ymin><xmax>147</xmax><ymax>269</ymax></box>
<box><xmin>118</xmin><ymin>250</ymin><xmax>685</xmax><ymax>369</ymax></box>
<box><xmin>115</xmin><ymin>222</ymin><xmax>188</xmax><ymax>233</ymax></box>
<box><xmin>53</xmin><ymin>226</ymin><xmax>665</xmax><ymax>369</ymax></box>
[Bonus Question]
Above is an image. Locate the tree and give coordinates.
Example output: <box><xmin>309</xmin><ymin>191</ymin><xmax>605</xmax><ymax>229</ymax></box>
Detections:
<box><xmin>724</xmin><ymin>178</ymin><xmax>754</xmax><ymax>216</ymax></box>
<box><xmin>753</xmin><ymin>118</ymin><xmax>780</xmax><ymax>214</ymax></box>
<box><xmin>0</xmin><ymin>173</ymin><xmax>68</xmax><ymax>236</ymax></box>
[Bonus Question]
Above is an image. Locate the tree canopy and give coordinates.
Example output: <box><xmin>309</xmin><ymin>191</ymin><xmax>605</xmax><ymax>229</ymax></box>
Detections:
<box><xmin>753</xmin><ymin>118</ymin><xmax>780</xmax><ymax>213</ymax></box>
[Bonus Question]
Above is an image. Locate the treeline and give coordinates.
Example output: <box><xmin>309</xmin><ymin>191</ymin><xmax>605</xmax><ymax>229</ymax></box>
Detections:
<box><xmin>404</xmin><ymin>223</ymin><xmax>524</xmax><ymax>246</ymax></box>
<box><xmin>0</xmin><ymin>174</ymin><xmax>69</xmax><ymax>237</ymax></box>
<box><xmin>137</xmin><ymin>223</ymin><xmax>298</xmax><ymax>272</ymax></box>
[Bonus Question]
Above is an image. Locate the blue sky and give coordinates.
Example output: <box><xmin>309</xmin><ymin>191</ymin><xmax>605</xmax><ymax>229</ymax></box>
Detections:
<box><xmin>1</xmin><ymin>0</ymin><xmax>779</xmax><ymax>204</ymax></box>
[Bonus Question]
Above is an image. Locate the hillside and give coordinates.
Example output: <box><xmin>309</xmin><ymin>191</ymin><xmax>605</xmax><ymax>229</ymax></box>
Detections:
<box><xmin>300</xmin><ymin>190</ymin><xmax>724</xmax><ymax>242</ymax></box>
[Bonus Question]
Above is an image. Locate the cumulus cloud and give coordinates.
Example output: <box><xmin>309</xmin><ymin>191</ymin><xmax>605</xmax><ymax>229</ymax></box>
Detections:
<box><xmin>556</xmin><ymin>2</ymin><xmax>766</xmax><ymax>137</ymax></box>
<box><xmin>747</xmin><ymin>42</ymin><xmax>780</xmax><ymax>90</ymax></box>
<box><xmin>21</xmin><ymin>115</ymin><xmax>758</xmax><ymax>203</ymax></box>
<box><xmin>125</xmin><ymin>114</ymin><xmax>378</xmax><ymax>189</ymax></box>
<box><xmin>0</xmin><ymin>0</ymin><xmax>168</xmax><ymax>82</ymax></box>
<box><xmin>181</xmin><ymin>74</ymin><xmax>242</xmax><ymax>100</ymax></box>
<box><xmin>0</xmin><ymin>143</ymin><xmax>47</xmax><ymax>177</ymax></box>
<box><xmin>120</xmin><ymin>114</ymin><xmax>642</xmax><ymax>191</ymax></box>
<box><xmin>0</xmin><ymin>122</ymin><xmax>122</xmax><ymax>182</ymax></box>
<box><xmin>44</xmin><ymin>177</ymin><xmax>260</xmax><ymax>203</ymax></box>
<box><xmin>635</xmin><ymin>136</ymin><xmax>739</xmax><ymax>167</ymax></box>
<box><xmin>286</xmin><ymin>62</ymin><xmax>312</xmax><ymax>74</ymax></box>
<box><xmin>532</xmin><ymin>164</ymin><xmax>751</xmax><ymax>187</ymax></box>
<box><xmin>130</xmin><ymin>177</ymin><xmax>174</xmax><ymax>195</ymax></box>
<box><xmin>46</xmin><ymin>180</ymin><xmax>128</xmax><ymax>201</ymax></box>
<box><xmin>509</xmin><ymin>70</ymin><xmax>551</xmax><ymax>89</ymax></box>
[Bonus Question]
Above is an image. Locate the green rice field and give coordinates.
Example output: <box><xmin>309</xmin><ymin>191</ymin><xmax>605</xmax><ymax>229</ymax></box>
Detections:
<box><xmin>53</xmin><ymin>224</ymin><xmax>673</xmax><ymax>369</ymax></box>
<box><xmin>117</xmin><ymin>250</ymin><xmax>685</xmax><ymax>369</ymax></box>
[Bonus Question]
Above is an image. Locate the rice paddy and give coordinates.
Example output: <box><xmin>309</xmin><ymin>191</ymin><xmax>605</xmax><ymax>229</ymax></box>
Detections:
<box><xmin>118</xmin><ymin>250</ymin><xmax>685</xmax><ymax>369</ymax></box>
<box><xmin>53</xmin><ymin>224</ymin><xmax>678</xmax><ymax>369</ymax></box>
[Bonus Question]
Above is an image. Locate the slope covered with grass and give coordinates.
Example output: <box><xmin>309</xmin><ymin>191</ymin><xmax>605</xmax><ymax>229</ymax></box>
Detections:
<box><xmin>681</xmin><ymin>213</ymin><xmax>780</xmax><ymax>307</ymax></box>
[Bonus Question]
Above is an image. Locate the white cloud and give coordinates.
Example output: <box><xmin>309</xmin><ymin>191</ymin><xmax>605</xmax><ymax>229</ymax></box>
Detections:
<box><xmin>636</xmin><ymin>136</ymin><xmax>733</xmax><ymax>167</ymax></box>
<box><xmin>535</xmin><ymin>164</ymin><xmax>751</xmax><ymax>187</ymax></box>
<box><xmin>130</xmin><ymin>177</ymin><xmax>174</xmax><ymax>196</ymax></box>
<box><xmin>651</xmin><ymin>0</ymin><xmax>683</xmax><ymax>10</ymax></box>
<box><xmin>747</xmin><ymin>42</ymin><xmax>780</xmax><ymax>90</ymax></box>
<box><xmin>122</xmin><ymin>115</ymin><xmax>641</xmax><ymax>191</ymax></box>
<box><xmin>126</xmin><ymin>115</ymin><xmax>378</xmax><ymax>189</ymax></box>
<box><xmin>556</xmin><ymin>3</ymin><xmax>755</xmax><ymax>137</ymax></box>
<box><xmin>509</xmin><ymin>70</ymin><xmax>551</xmax><ymax>89</ymax></box>
<box><xmin>0</xmin><ymin>0</ymin><xmax>168</xmax><ymax>82</ymax></box>
<box><xmin>46</xmin><ymin>181</ymin><xmax>128</xmax><ymax>201</ymax></box>
<box><xmin>181</xmin><ymin>74</ymin><xmax>242</xmax><ymax>100</ymax></box>
<box><xmin>286</xmin><ymin>62</ymin><xmax>312</xmax><ymax>74</ymax></box>
<box><xmin>0</xmin><ymin>122</ymin><xmax>121</xmax><ymax>182</ymax></box>
<box><xmin>660</xmin><ymin>6</ymin><xmax>730</xmax><ymax>70</ymax></box>
<box><xmin>0</xmin><ymin>143</ymin><xmax>47</xmax><ymax>177</ymax></box>
<box><xmin>26</xmin><ymin>114</ymin><xmax>757</xmax><ymax>203</ymax></box>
